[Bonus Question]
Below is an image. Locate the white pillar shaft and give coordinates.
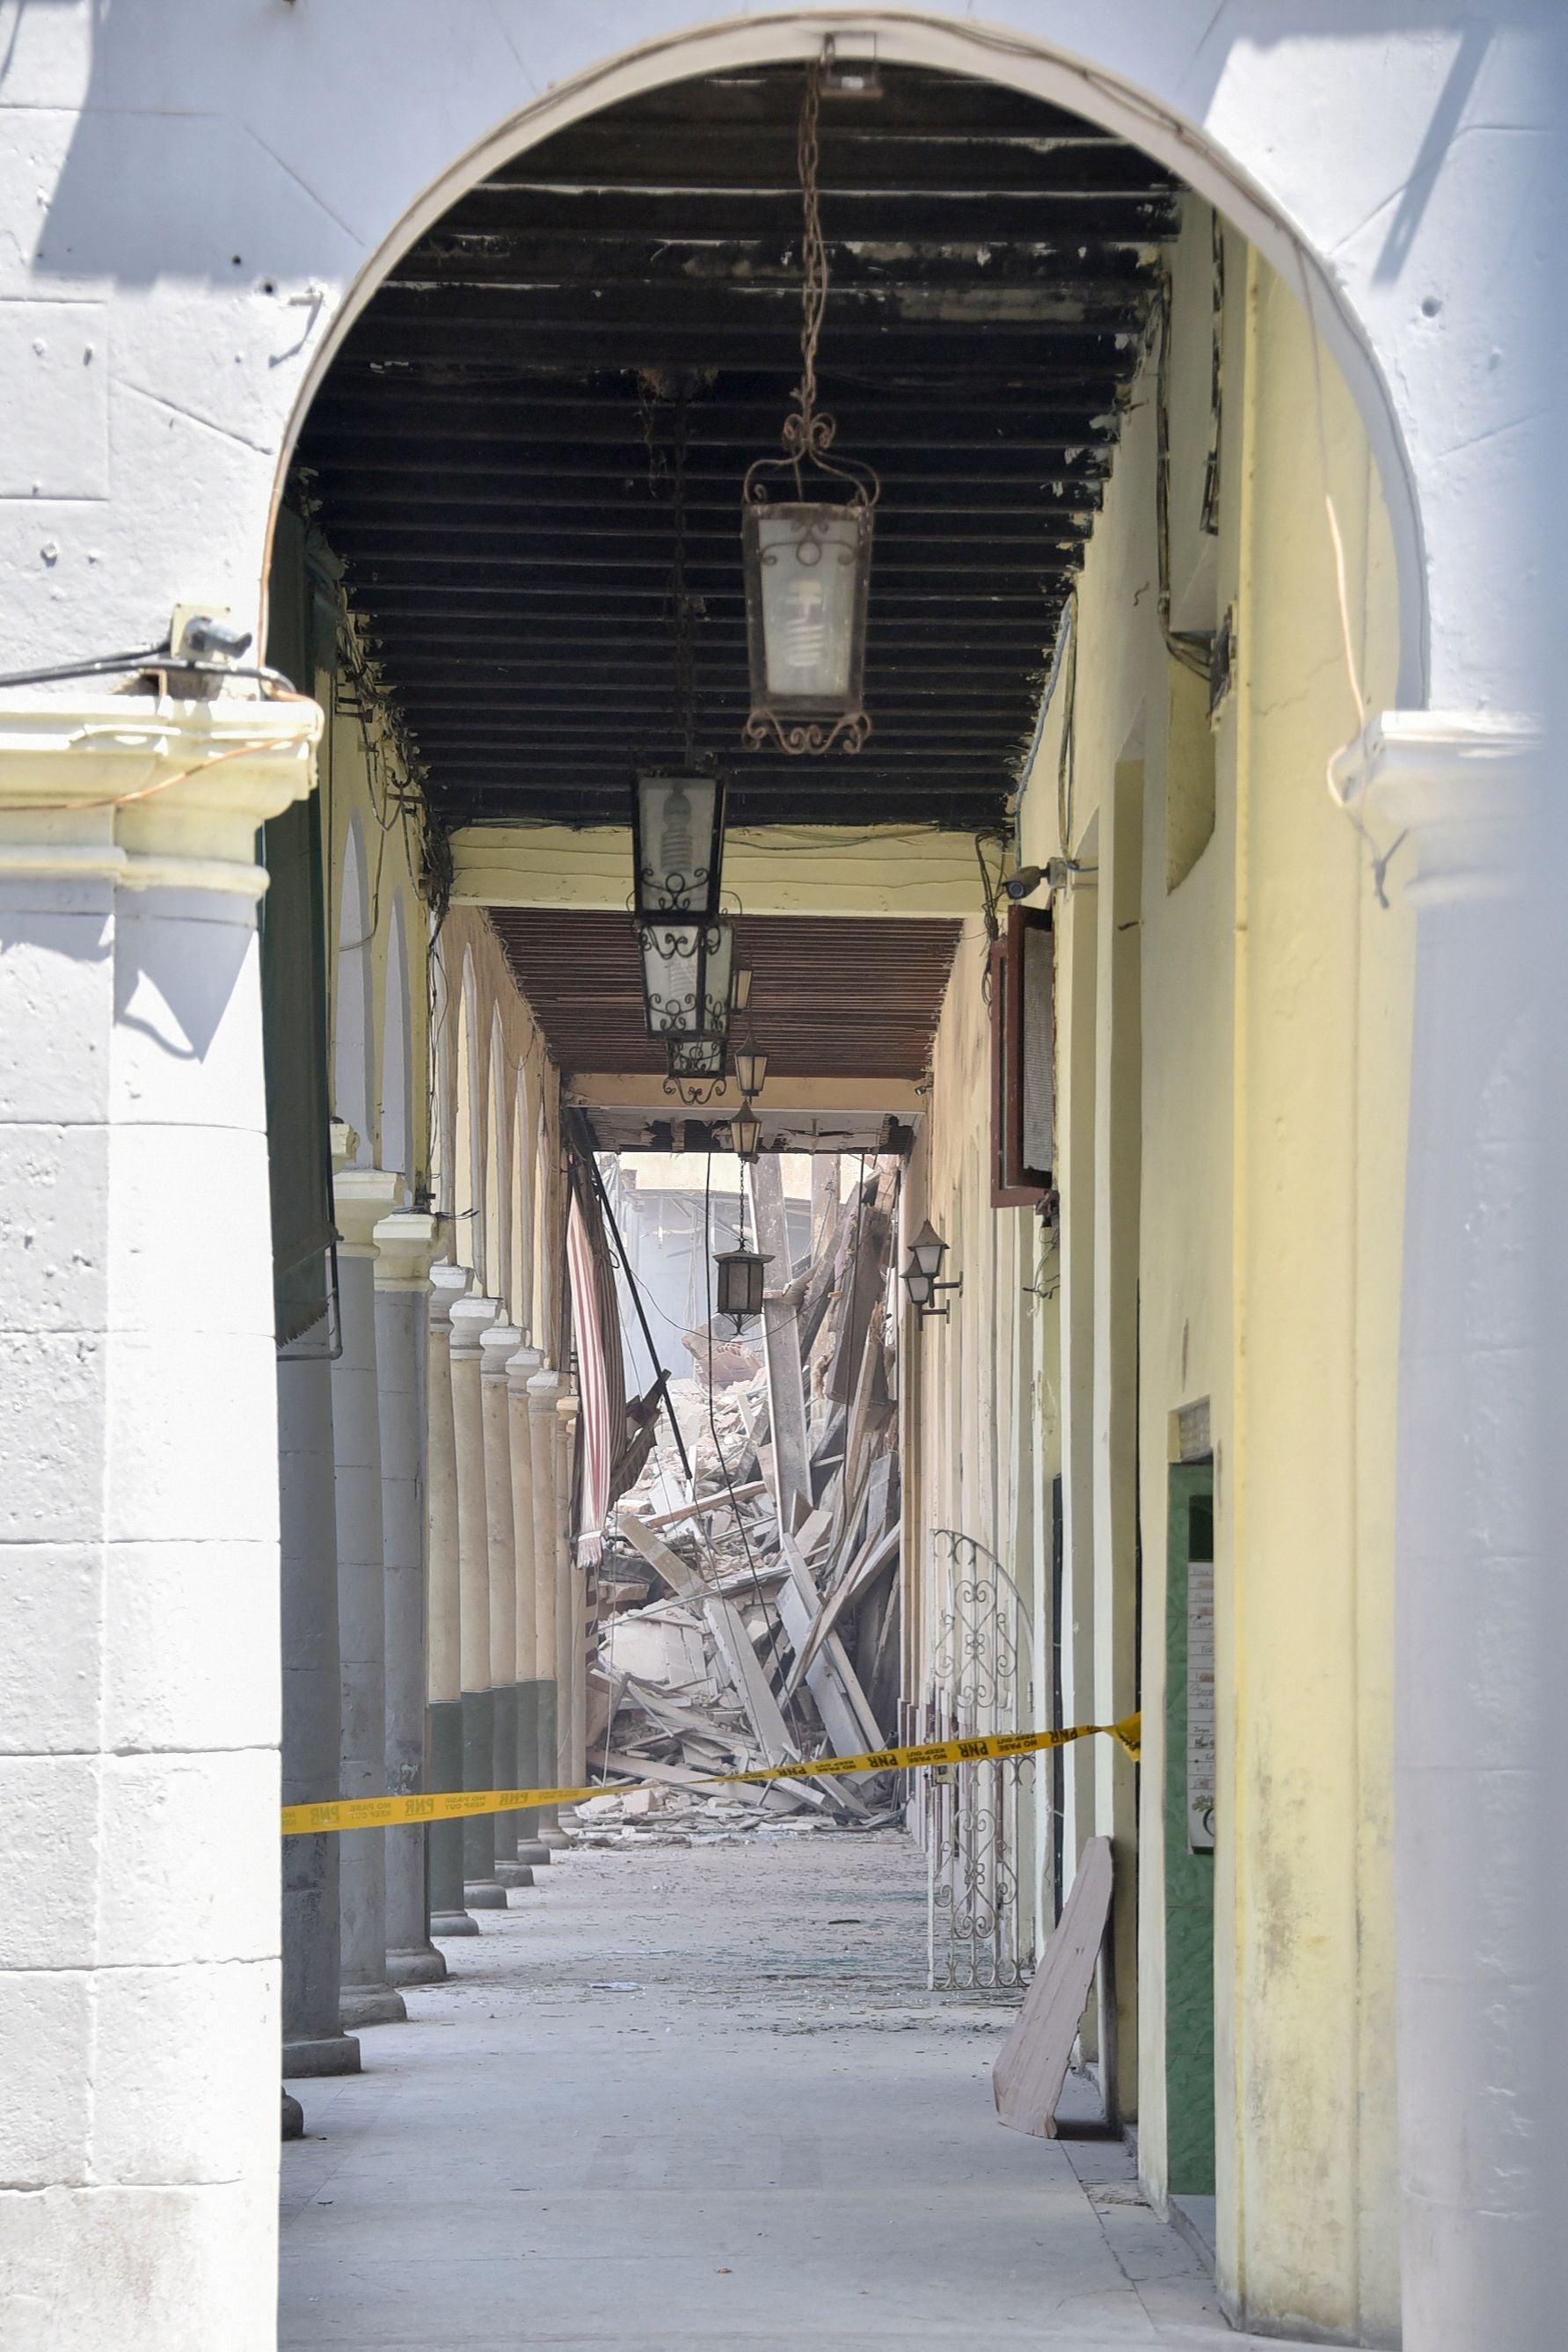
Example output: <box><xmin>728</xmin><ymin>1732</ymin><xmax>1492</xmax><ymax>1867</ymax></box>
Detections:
<box><xmin>0</xmin><ymin>698</ymin><xmax>317</xmax><ymax>2348</ymax></box>
<box><xmin>478</xmin><ymin>1332</ymin><xmax>521</xmax><ymax>1692</ymax></box>
<box><xmin>528</xmin><ymin>1373</ymin><xmax>562</xmax><ymax>1697</ymax></box>
<box><xmin>279</xmin><ymin>1342</ymin><xmax>356</xmax><ymax>2070</ymax></box>
<box><xmin>374</xmin><ymin>1219</ymin><xmax>443</xmax><ymax>1985</ymax></box>
<box><xmin>426</xmin><ymin>1269</ymin><xmax>466</xmax><ymax>1709</ymax></box>
<box><xmin>507</xmin><ymin>1348</ymin><xmax>543</xmax><ymax>1684</ymax></box>
<box><xmin>449</xmin><ymin>1301</ymin><xmax>496</xmax><ymax>1697</ymax></box>
<box><xmin>330</xmin><ymin>1195</ymin><xmax>400</xmax><ymax>2022</ymax></box>
<box><xmin>556</xmin><ymin>1392</ymin><xmax>584</xmax><ymax>1785</ymax></box>
<box><xmin>1346</xmin><ymin>717</ymin><xmax>1551</xmax><ymax>2351</ymax></box>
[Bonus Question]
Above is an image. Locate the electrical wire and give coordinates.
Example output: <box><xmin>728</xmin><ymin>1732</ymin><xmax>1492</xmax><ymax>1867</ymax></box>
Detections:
<box><xmin>703</xmin><ymin>1147</ymin><xmax>814</xmax><ymax>1753</ymax></box>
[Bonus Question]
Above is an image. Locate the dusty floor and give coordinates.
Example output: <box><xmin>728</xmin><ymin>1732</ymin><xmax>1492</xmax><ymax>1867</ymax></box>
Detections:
<box><xmin>281</xmin><ymin>1825</ymin><xmax>1311</xmax><ymax>2349</ymax></box>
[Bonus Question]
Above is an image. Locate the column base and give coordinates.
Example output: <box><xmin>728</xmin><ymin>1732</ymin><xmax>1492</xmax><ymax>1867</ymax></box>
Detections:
<box><xmin>539</xmin><ymin>1830</ymin><xmax>573</xmax><ymax>1852</ymax></box>
<box><xmin>386</xmin><ymin>1942</ymin><xmax>449</xmax><ymax>1985</ymax></box>
<box><xmin>463</xmin><ymin>1880</ymin><xmax>508</xmax><ymax>1909</ymax></box>
<box><xmin>282</xmin><ymin>2090</ymin><xmax>305</xmax><ymax>2140</ymax></box>
<box><xmin>432</xmin><ymin>1908</ymin><xmax>481</xmax><ymax>1937</ymax></box>
<box><xmin>493</xmin><ymin>1860</ymin><xmax>535</xmax><ymax>1888</ymax></box>
<box><xmin>283</xmin><ymin>2031</ymin><xmax>361</xmax><ymax>2078</ymax></box>
<box><xmin>340</xmin><ymin>1983</ymin><xmax>408</xmax><ymax>2028</ymax></box>
<box><xmin>516</xmin><ymin>1840</ymin><xmax>551</xmax><ymax>1866</ymax></box>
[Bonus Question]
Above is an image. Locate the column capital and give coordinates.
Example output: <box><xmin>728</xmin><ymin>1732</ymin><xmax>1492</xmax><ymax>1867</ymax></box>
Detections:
<box><xmin>507</xmin><ymin>1343</ymin><xmax>543</xmax><ymax>1399</ymax></box>
<box><xmin>527</xmin><ymin>1366</ymin><xmax>564</xmax><ymax>1418</ymax></box>
<box><xmin>0</xmin><ymin>691</ymin><xmax>321</xmax><ymax>898</ymax></box>
<box><xmin>449</xmin><ymin>1296</ymin><xmax>500</xmax><ymax>1358</ymax></box>
<box><xmin>428</xmin><ymin>1260</ymin><xmax>470</xmax><ymax>1333</ymax></box>
<box><xmin>333</xmin><ymin>1166</ymin><xmax>404</xmax><ymax>1258</ymax></box>
<box><xmin>478</xmin><ymin>1322</ymin><xmax>522</xmax><ymax>1383</ymax></box>
<box><xmin>373</xmin><ymin>1208</ymin><xmax>441</xmax><ymax>1290</ymax></box>
<box><xmin>1331</xmin><ymin>710</ymin><xmax>1540</xmax><ymax>909</ymax></box>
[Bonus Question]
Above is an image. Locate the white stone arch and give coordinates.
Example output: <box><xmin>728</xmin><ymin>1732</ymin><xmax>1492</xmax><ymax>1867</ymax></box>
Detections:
<box><xmin>380</xmin><ymin>888</ymin><xmax>413</xmax><ymax>1187</ymax></box>
<box><xmin>269</xmin><ymin>10</ymin><xmax>1435</xmax><ymax>705</ymax></box>
<box><xmin>333</xmin><ymin>811</ymin><xmax>374</xmax><ymax>1165</ymax></box>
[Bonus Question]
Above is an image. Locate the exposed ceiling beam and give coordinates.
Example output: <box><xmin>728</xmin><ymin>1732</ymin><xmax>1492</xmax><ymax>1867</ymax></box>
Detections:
<box><xmin>454</xmin><ymin>823</ymin><xmax>984</xmax><ymax>917</ymax></box>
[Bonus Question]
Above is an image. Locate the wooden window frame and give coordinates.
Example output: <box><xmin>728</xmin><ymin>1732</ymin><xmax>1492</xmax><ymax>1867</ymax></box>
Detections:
<box><xmin>989</xmin><ymin>903</ymin><xmax>1055</xmax><ymax>1210</ymax></box>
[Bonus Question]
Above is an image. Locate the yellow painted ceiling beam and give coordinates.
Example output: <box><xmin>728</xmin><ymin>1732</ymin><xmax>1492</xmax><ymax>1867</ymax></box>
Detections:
<box><xmin>452</xmin><ymin>823</ymin><xmax>981</xmax><ymax>918</ymax></box>
<box><xmin>565</xmin><ymin>1072</ymin><xmax>924</xmax><ymax>1116</ymax></box>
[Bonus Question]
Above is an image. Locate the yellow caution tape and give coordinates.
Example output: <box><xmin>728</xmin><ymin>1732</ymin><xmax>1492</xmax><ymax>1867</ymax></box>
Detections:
<box><xmin>280</xmin><ymin>1713</ymin><xmax>1141</xmax><ymax>1836</ymax></box>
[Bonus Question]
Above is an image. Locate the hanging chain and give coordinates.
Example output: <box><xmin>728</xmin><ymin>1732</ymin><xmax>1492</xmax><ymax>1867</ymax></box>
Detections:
<box><xmin>670</xmin><ymin>381</ymin><xmax>696</xmax><ymax>763</ymax></box>
<box><xmin>789</xmin><ymin>59</ymin><xmax>828</xmax><ymax>461</ymax></box>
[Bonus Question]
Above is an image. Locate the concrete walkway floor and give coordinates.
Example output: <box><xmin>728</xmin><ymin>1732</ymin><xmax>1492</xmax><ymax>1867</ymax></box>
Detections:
<box><xmin>281</xmin><ymin>1826</ymin><xmax>1317</xmax><ymax>2350</ymax></box>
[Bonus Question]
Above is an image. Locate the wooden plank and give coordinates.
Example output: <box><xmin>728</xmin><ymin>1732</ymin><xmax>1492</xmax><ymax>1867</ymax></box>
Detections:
<box><xmin>638</xmin><ymin>1479</ymin><xmax>767</xmax><ymax>1531</ymax></box>
<box><xmin>774</xmin><ymin>1538</ymin><xmax>884</xmax><ymax>1765</ymax></box>
<box><xmin>993</xmin><ymin>1837</ymin><xmax>1115</xmax><ymax>2138</ymax></box>
<box><xmin>750</xmin><ymin>1154</ymin><xmax>813</xmax><ymax>1535</ymax></box>
<box><xmin>617</xmin><ymin>1507</ymin><xmax>799</xmax><ymax>1769</ymax></box>
<box><xmin>783</xmin><ymin>1523</ymin><xmax>900</xmax><ymax>1700</ymax></box>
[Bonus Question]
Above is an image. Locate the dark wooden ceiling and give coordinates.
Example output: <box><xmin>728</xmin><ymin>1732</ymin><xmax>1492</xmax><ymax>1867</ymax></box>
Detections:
<box><xmin>490</xmin><ymin>911</ymin><xmax>964</xmax><ymax>1082</ymax></box>
<box><xmin>297</xmin><ymin>63</ymin><xmax>1178</xmax><ymax>835</ymax></box>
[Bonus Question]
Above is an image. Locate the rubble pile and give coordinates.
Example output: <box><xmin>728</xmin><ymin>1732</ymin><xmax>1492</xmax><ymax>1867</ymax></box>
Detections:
<box><xmin>580</xmin><ymin>1156</ymin><xmax>904</xmax><ymax>1841</ymax></box>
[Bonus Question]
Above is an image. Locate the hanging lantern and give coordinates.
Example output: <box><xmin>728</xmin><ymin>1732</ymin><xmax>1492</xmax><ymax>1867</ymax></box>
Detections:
<box><xmin>714</xmin><ymin>1241</ymin><xmax>769</xmax><ymax>1328</ymax></box>
<box><xmin>638</xmin><ymin>917</ymin><xmax>734</xmax><ymax>1042</ymax></box>
<box><xmin>733</xmin><ymin>1048</ymin><xmax>768</xmax><ymax>1099</ymax></box>
<box><xmin>729</xmin><ymin>1107</ymin><xmax>762</xmax><ymax>1162</ymax></box>
<box><xmin>631</xmin><ymin>770</ymin><xmax>726</xmax><ymax>921</ymax></box>
<box><xmin>740</xmin><ymin>60</ymin><xmax>878</xmax><ymax>757</ymax></box>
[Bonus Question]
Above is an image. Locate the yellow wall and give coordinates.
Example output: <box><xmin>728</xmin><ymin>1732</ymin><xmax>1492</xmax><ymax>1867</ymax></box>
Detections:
<box><xmin>317</xmin><ymin>602</ymin><xmax>564</xmax><ymax>1355</ymax></box>
<box><xmin>908</xmin><ymin>204</ymin><xmax>1409</xmax><ymax>2345</ymax></box>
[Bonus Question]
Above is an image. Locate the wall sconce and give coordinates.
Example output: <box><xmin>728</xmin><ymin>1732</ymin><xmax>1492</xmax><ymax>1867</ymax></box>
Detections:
<box><xmin>732</xmin><ymin>965</ymin><xmax>754</xmax><ymax>1012</ymax></box>
<box><xmin>631</xmin><ymin>770</ymin><xmax>726</xmax><ymax>920</ymax></box>
<box><xmin>733</xmin><ymin>1048</ymin><xmax>768</xmax><ymax>1099</ymax></box>
<box><xmin>901</xmin><ymin>1219</ymin><xmax>962</xmax><ymax>1321</ymax></box>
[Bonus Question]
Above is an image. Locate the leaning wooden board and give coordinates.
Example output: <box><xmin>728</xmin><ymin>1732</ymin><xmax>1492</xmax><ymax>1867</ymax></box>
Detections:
<box><xmin>992</xmin><ymin>1836</ymin><xmax>1114</xmax><ymax>2137</ymax></box>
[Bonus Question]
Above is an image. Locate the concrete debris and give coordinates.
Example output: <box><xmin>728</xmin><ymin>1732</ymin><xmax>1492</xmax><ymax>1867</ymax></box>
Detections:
<box><xmin>578</xmin><ymin>1158</ymin><xmax>905</xmax><ymax>1844</ymax></box>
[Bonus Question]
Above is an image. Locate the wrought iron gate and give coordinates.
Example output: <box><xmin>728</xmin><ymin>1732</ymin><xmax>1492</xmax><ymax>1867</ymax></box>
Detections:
<box><xmin>924</xmin><ymin>1529</ymin><xmax>1036</xmax><ymax>1991</ymax></box>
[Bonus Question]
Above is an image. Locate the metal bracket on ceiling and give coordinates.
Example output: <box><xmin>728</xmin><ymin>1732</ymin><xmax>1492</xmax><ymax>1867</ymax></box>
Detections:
<box><xmin>820</xmin><ymin>34</ymin><xmax>883</xmax><ymax>100</ymax></box>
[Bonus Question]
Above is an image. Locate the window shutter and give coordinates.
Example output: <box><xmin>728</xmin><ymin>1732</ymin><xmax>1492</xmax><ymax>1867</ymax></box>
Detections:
<box><xmin>989</xmin><ymin>905</ymin><xmax>1055</xmax><ymax>1209</ymax></box>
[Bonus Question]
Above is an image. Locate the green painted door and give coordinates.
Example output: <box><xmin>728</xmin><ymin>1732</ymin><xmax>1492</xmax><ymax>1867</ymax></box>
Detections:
<box><xmin>1164</xmin><ymin>1462</ymin><xmax>1215</xmax><ymax>2194</ymax></box>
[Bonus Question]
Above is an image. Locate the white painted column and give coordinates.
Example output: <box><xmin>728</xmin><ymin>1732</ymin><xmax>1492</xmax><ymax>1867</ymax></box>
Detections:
<box><xmin>374</xmin><ymin>1209</ymin><xmax>446</xmax><ymax>1986</ymax></box>
<box><xmin>556</xmin><ymin>1381</ymin><xmax>586</xmax><ymax>1787</ymax></box>
<box><xmin>507</xmin><ymin>1342</ymin><xmax>548</xmax><ymax>1866</ymax></box>
<box><xmin>425</xmin><ymin>1263</ymin><xmax>476</xmax><ymax>1936</ymax></box>
<box><xmin>0</xmin><ymin>697</ymin><xmax>317</xmax><ymax>2348</ymax></box>
<box><xmin>449</xmin><ymin>1295</ymin><xmax>506</xmax><ymax>1904</ymax></box>
<box><xmin>479</xmin><ymin>1321</ymin><xmax>532</xmax><ymax>1888</ymax></box>
<box><xmin>332</xmin><ymin>1159</ymin><xmax>405</xmax><ymax>2028</ymax></box>
<box><xmin>1342</xmin><ymin>715</ymin><xmax>1550</xmax><ymax>2351</ymax></box>
<box><xmin>527</xmin><ymin>1366</ymin><xmax>565</xmax><ymax>1844</ymax></box>
<box><xmin>279</xmin><ymin>1337</ymin><xmax>359</xmax><ymax>2076</ymax></box>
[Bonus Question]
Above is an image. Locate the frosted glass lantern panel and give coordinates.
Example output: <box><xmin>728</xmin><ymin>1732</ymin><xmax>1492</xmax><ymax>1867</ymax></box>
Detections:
<box><xmin>756</xmin><ymin>509</ymin><xmax>862</xmax><ymax>701</ymax></box>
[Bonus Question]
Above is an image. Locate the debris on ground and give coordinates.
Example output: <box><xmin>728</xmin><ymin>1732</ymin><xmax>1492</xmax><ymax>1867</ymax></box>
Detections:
<box><xmin>572</xmin><ymin>1154</ymin><xmax>905</xmax><ymax>1845</ymax></box>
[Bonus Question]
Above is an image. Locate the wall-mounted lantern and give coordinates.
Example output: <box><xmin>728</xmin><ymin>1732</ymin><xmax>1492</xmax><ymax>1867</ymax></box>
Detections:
<box><xmin>631</xmin><ymin>770</ymin><xmax>726</xmax><ymax>921</ymax></box>
<box><xmin>901</xmin><ymin>1218</ymin><xmax>963</xmax><ymax>1321</ymax></box>
<box><xmin>732</xmin><ymin>965</ymin><xmax>754</xmax><ymax>1012</ymax></box>
<box><xmin>733</xmin><ymin>1048</ymin><xmax>768</xmax><ymax>1100</ymax></box>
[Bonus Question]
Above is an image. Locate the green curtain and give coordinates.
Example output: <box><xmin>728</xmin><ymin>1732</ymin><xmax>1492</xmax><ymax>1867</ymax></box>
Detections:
<box><xmin>259</xmin><ymin>507</ymin><xmax>337</xmax><ymax>1347</ymax></box>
